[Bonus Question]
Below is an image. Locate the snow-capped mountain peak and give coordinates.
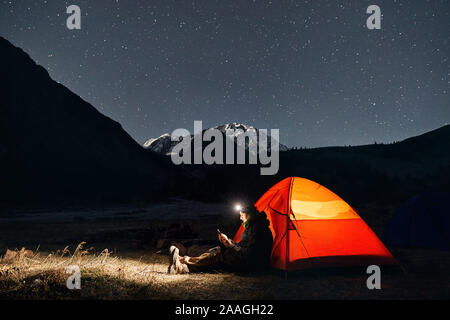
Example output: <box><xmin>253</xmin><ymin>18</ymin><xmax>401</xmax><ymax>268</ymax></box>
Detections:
<box><xmin>143</xmin><ymin>123</ymin><xmax>288</xmax><ymax>155</ymax></box>
<box><xmin>143</xmin><ymin>133</ymin><xmax>174</xmax><ymax>154</ymax></box>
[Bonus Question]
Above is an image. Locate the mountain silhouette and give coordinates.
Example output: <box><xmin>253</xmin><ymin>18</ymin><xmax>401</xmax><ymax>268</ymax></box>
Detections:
<box><xmin>300</xmin><ymin>124</ymin><xmax>450</xmax><ymax>178</ymax></box>
<box><xmin>177</xmin><ymin>124</ymin><xmax>450</xmax><ymax>204</ymax></box>
<box><xmin>0</xmin><ymin>36</ymin><xmax>448</xmax><ymax>209</ymax></box>
<box><xmin>0</xmin><ymin>37</ymin><xmax>171</xmax><ymax>207</ymax></box>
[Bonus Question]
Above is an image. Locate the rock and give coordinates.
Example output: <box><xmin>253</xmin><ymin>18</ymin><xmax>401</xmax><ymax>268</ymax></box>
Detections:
<box><xmin>32</xmin><ymin>279</ymin><xmax>43</xmax><ymax>287</ymax></box>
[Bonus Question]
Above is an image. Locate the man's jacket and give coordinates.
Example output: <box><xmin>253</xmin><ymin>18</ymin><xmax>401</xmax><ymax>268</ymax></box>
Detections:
<box><xmin>227</xmin><ymin>215</ymin><xmax>273</xmax><ymax>270</ymax></box>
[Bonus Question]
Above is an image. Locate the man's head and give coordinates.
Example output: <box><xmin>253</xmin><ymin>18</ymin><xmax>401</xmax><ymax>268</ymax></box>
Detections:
<box><xmin>239</xmin><ymin>206</ymin><xmax>258</xmax><ymax>223</ymax></box>
<box><xmin>239</xmin><ymin>211</ymin><xmax>249</xmax><ymax>223</ymax></box>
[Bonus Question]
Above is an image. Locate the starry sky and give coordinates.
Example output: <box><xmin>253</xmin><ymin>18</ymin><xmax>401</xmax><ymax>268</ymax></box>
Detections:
<box><xmin>0</xmin><ymin>0</ymin><xmax>448</xmax><ymax>147</ymax></box>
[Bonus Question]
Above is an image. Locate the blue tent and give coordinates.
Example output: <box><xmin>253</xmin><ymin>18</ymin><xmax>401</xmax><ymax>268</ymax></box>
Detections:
<box><xmin>384</xmin><ymin>193</ymin><xmax>450</xmax><ymax>250</ymax></box>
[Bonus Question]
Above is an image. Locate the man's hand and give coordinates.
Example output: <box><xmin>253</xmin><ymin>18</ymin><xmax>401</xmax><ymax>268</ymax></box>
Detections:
<box><xmin>218</xmin><ymin>233</ymin><xmax>233</xmax><ymax>248</ymax></box>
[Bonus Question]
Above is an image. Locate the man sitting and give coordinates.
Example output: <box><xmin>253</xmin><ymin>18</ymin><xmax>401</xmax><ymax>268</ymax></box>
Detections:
<box><xmin>168</xmin><ymin>206</ymin><xmax>273</xmax><ymax>274</ymax></box>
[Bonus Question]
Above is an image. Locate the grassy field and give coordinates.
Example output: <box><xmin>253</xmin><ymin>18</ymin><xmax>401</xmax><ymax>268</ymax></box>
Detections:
<box><xmin>0</xmin><ymin>202</ymin><xmax>449</xmax><ymax>300</ymax></box>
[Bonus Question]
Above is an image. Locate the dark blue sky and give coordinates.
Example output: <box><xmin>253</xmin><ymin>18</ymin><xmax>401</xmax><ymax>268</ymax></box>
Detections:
<box><xmin>1</xmin><ymin>0</ymin><xmax>448</xmax><ymax>147</ymax></box>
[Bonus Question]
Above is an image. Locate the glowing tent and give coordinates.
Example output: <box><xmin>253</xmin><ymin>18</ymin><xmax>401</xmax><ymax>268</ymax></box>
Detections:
<box><xmin>233</xmin><ymin>177</ymin><xmax>397</xmax><ymax>270</ymax></box>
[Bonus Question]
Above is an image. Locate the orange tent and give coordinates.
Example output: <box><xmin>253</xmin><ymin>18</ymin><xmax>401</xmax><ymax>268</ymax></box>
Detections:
<box><xmin>233</xmin><ymin>177</ymin><xmax>397</xmax><ymax>270</ymax></box>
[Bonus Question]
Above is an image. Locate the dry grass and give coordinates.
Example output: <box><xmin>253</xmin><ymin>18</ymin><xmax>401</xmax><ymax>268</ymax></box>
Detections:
<box><xmin>0</xmin><ymin>241</ymin><xmax>263</xmax><ymax>299</ymax></box>
<box><xmin>0</xmin><ymin>242</ymin><xmax>168</xmax><ymax>299</ymax></box>
<box><xmin>1</xmin><ymin>242</ymin><xmax>449</xmax><ymax>300</ymax></box>
<box><xmin>0</xmin><ymin>205</ymin><xmax>449</xmax><ymax>300</ymax></box>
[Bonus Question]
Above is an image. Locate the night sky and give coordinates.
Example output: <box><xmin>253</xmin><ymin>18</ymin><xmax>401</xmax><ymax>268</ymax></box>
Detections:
<box><xmin>0</xmin><ymin>0</ymin><xmax>448</xmax><ymax>147</ymax></box>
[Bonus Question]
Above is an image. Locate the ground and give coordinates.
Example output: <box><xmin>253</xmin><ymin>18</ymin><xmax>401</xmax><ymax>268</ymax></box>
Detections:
<box><xmin>0</xmin><ymin>199</ymin><xmax>449</xmax><ymax>299</ymax></box>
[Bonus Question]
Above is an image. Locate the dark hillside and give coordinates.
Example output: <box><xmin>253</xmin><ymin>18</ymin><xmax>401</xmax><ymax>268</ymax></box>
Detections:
<box><xmin>0</xmin><ymin>37</ymin><xmax>172</xmax><ymax>207</ymax></box>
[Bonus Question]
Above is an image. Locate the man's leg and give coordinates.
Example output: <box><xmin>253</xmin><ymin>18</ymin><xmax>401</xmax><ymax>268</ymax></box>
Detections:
<box><xmin>182</xmin><ymin>246</ymin><xmax>222</xmax><ymax>272</ymax></box>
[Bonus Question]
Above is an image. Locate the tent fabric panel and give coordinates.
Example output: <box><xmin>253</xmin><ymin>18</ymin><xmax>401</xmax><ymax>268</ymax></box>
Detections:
<box><xmin>290</xmin><ymin>177</ymin><xmax>360</xmax><ymax>220</ymax></box>
<box><xmin>293</xmin><ymin>219</ymin><xmax>394</xmax><ymax>259</ymax></box>
<box><xmin>284</xmin><ymin>255</ymin><xmax>398</xmax><ymax>271</ymax></box>
<box><xmin>291</xmin><ymin>177</ymin><xmax>342</xmax><ymax>202</ymax></box>
<box><xmin>270</xmin><ymin>229</ymin><xmax>288</xmax><ymax>270</ymax></box>
<box><xmin>290</xmin><ymin>199</ymin><xmax>359</xmax><ymax>220</ymax></box>
<box><xmin>266</xmin><ymin>207</ymin><xmax>289</xmax><ymax>269</ymax></box>
<box><xmin>255</xmin><ymin>177</ymin><xmax>291</xmax><ymax>213</ymax></box>
<box><xmin>286</xmin><ymin>229</ymin><xmax>309</xmax><ymax>263</ymax></box>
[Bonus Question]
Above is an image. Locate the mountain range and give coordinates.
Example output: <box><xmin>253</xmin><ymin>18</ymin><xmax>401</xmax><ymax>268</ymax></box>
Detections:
<box><xmin>178</xmin><ymin>123</ymin><xmax>450</xmax><ymax>205</ymax></box>
<box><xmin>143</xmin><ymin>122</ymin><xmax>289</xmax><ymax>156</ymax></box>
<box><xmin>0</xmin><ymin>36</ymin><xmax>449</xmax><ymax>209</ymax></box>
